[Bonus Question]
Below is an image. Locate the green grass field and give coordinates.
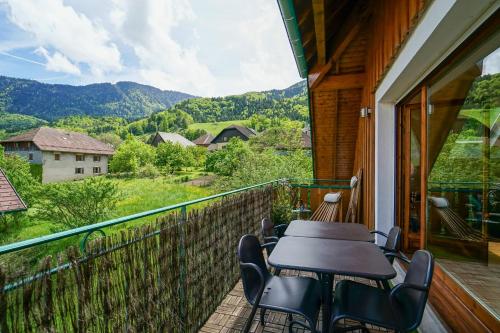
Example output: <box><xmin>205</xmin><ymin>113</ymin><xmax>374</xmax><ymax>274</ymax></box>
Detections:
<box><xmin>0</xmin><ymin>176</ymin><xmax>214</xmax><ymax>265</ymax></box>
<box><xmin>189</xmin><ymin>119</ymin><xmax>248</xmax><ymax>135</ymax></box>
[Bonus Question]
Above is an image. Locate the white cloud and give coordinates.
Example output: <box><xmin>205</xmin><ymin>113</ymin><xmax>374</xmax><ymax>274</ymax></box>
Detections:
<box><xmin>110</xmin><ymin>0</ymin><xmax>216</xmax><ymax>96</ymax></box>
<box><xmin>3</xmin><ymin>0</ymin><xmax>122</xmax><ymax>77</ymax></box>
<box><xmin>232</xmin><ymin>0</ymin><xmax>299</xmax><ymax>93</ymax></box>
<box><xmin>0</xmin><ymin>0</ymin><xmax>300</xmax><ymax>96</ymax></box>
<box><xmin>35</xmin><ymin>47</ymin><xmax>81</xmax><ymax>75</ymax></box>
<box><xmin>483</xmin><ymin>48</ymin><xmax>500</xmax><ymax>75</ymax></box>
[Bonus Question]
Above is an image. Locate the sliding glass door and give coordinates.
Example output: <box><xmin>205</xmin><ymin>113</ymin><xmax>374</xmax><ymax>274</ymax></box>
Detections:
<box><xmin>427</xmin><ymin>44</ymin><xmax>499</xmax><ymax>317</ymax></box>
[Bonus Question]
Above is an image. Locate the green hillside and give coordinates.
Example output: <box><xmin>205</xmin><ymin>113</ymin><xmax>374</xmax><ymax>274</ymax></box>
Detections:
<box><xmin>0</xmin><ymin>76</ymin><xmax>195</xmax><ymax>121</ymax></box>
<box><xmin>168</xmin><ymin>81</ymin><xmax>308</xmax><ymax>123</ymax></box>
<box><xmin>0</xmin><ymin>112</ymin><xmax>48</xmax><ymax>139</ymax></box>
<box><xmin>189</xmin><ymin>120</ymin><xmax>248</xmax><ymax>135</ymax></box>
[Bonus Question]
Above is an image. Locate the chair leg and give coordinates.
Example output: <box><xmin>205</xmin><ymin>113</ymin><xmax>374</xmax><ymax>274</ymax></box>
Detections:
<box><xmin>260</xmin><ymin>309</ymin><xmax>266</xmax><ymax>326</ymax></box>
<box><xmin>289</xmin><ymin>318</ymin><xmax>317</xmax><ymax>333</ymax></box>
<box><xmin>243</xmin><ymin>303</ymin><xmax>259</xmax><ymax>333</ymax></box>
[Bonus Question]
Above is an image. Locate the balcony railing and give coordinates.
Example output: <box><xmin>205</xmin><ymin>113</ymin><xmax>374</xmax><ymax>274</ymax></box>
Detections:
<box><xmin>0</xmin><ymin>178</ymin><xmax>348</xmax><ymax>333</ymax></box>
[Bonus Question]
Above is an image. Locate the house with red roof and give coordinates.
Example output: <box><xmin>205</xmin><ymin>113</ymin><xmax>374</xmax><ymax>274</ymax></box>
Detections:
<box><xmin>0</xmin><ymin>127</ymin><xmax>114</xmax><ymax>183</ymax></box>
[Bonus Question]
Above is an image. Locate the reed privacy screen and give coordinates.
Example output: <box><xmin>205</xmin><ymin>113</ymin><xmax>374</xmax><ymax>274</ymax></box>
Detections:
<box><xmin>0</xmin><ymin>185</ymin><xmax>274</xmax><ymax>332</ymax></box>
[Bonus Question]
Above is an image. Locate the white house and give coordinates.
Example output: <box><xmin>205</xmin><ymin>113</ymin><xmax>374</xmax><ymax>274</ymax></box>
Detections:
<box><xmin>1</xmin><ymin>127</ymin><xmax>114</xmax><ymax>183</ymax></box>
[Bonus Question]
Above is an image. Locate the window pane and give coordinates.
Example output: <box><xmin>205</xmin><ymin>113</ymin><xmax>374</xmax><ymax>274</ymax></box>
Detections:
<box><xmin>427</xmin><ymin>47</ymin><xmax>499</xmax><ymax>316</ymax></box>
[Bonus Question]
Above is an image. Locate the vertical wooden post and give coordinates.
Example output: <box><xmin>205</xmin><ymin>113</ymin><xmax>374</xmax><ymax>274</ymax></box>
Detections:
<box><xmin>482</xmin><ymin>110</ymin><xmax>490</xmax><ymax>238</ymax></box>
<box><xmin>420</xmin><ymin>86</ymin><xmax>428</xmax><ymax>250</ymax></box>
<box><xmin>178</xmin><ymin>205</ymin><xmax>187</xmax><ymax>328</ymax></box>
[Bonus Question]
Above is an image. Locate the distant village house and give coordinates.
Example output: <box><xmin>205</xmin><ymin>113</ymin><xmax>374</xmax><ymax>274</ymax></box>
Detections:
<box><xmin>0</xmin><ymin>127</ymin><xmax>114</xmax><ymax>183</ymax></box>
<box><xmin>208</xmin><ymin>125</ymin><xmax>256</xmax><ymax>151</ymax></box>
<box><xmin>149</xmin><ymin>132</ymin><xmax>195</xmax><ymax>148</ymax></box>
<box><xmin>193</xmin><ymin>133</ymin><xmax>214</xmax><ymax>148</ymax></box>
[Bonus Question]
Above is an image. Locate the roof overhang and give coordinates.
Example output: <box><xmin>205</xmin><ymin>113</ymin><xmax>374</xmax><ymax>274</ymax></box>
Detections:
<box><xmin>277</xmin><ymin>0</ymin><xmax>308</xmax><ymax>78</ymax></box>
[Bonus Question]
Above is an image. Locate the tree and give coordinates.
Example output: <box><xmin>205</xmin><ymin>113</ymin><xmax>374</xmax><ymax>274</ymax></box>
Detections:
<box><xmin>35</xmin><ymin>177</ymin><xmax>119</xmax><ymax>229</ymax></box>
<box><xmin>186</xmin><ymin>146</ymin><xmax>207</xmax><ymax>168</ymax></box>
<box><xmin>249</xmin><ymin>121</ymin><xmax>303</xmax><ymax>151</ymax></box>
<box><xmin>95</xmin><ymin>132</ymin><xmax>123</xmax><ymax>148</ymax></box>
<box><xmin>464</xmin><ymin>73</ymin><xmax>500</xmax><ymax>109</ymax></box>
<box><xmin>181</xmin><ymin>128</ymin><xmax>207</xmax><ymax>141</ymax></box>
<box><xmin>0</xmin><ymin>146</ymin><xmax>40</xmax><ymax>206</ymax></box>
<box><xmin>205</xmin><ymin>138</ymin><xmax>251</xmax><ymax>176</ymax></box>
<box><xmin>155</xmin><ymin>142</ymin><xmax>191</xmax><ymax>172</ymax></box>
<box><xmin>109</xmin><ymin>137</ymin><xmax>156</xmax><ymax>173</ymax></box>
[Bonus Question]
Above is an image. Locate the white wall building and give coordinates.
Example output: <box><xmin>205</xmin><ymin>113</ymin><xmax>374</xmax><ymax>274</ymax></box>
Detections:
<box><xmin>1</xmin><ymin>127</ymin><xmax>114</xmax><ymax>183</ymax></box>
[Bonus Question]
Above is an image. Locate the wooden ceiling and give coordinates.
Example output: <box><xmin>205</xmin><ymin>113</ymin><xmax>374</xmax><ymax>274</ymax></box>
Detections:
<box><xmin>293</xmin><ymin>0</ymin><xmax>371</xmax><ymax>74</ymax></box>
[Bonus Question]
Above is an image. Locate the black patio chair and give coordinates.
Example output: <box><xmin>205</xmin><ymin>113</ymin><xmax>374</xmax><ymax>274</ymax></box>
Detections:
<box><xmin>238</xmin><ymin>234</ymin><xmax>321</xmax><ymax>333</ymax></box>
<box><xmin>329</xmin><ymin>250</ymin><xmax>434</xmax><ymax>333</ymax></box>
<box><xmin>261</xmin><ymin>218</ymin><xmax>287</xmax><ymax>256</ymax></box>
<box><xmin>370</xmin><ymin>226</ymin><xmax>402</xmax><ymax>263</ymax></box>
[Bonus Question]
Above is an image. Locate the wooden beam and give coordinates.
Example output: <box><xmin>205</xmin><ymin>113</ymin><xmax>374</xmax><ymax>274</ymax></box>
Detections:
<box><xmin>314</xmin><ymin>73</ymin><xmax>366</xmax><ymax>91</ymax></box>
<box><xmin>297</xmin><ymin>5</ymin><xmax>312</xmax><ymax>27</ymax></box>
<box><xmin>312</xmin><ymin>0</ymin><xmax>326</xmax><ymax>65</ymax></box>
<box><xmin>308</xmin><ymin>21</ymin><xmax>363</xmax><ymax>89</ymax></box>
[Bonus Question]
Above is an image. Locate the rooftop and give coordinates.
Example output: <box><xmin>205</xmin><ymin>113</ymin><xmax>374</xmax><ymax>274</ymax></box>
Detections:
<box><xmin>193</xmin><ymin>133</ymin><xmax>215</xmax><ymax>145</ymax></box>
<box><xmin>0</xmin><ymin>169</ymin><xmax>27</xmax><ymax>214</ymax></box>
<box><xmin>156</xmin><ymin>132</ymin><xmax>196</xmax><ymax>147</ymax></box>
<box><xmin>1</xmin><ymin>127</ymin><xmax>114</xmax><ymax>155</ymax></box>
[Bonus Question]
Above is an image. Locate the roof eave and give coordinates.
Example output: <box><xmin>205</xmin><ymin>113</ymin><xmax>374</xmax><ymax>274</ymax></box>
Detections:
<box><xmin>277</xmin><ymin>0</ymin><xmax>308</xmax><ymax>78</ymax></box>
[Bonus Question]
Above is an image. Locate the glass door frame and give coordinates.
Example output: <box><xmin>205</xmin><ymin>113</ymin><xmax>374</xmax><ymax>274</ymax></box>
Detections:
<box><xmin>396</xmin><ymin>86</ymin><xmax>428</xmax><ymax>252</ymax></box>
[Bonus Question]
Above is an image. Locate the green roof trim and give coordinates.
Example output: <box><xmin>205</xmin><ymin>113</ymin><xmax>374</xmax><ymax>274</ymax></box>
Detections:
<box><xmin>277</xmin><ymin>0</ymin><xmax>308</xmax><ymax>78</ymax></box>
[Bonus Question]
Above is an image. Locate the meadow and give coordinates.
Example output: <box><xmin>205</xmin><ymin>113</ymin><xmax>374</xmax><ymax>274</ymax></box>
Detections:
<box><xmin>0</xmin><ymin>175</ymin><xmax>213</xmax><ymax>269</ymax></box>
<box><xmin>189</xmin><ymin>119</ymin><xmax>248</xmax><ymax>135</ymax></box>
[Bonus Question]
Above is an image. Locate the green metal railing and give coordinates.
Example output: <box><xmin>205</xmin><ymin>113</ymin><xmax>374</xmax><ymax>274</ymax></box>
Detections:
<box><xmin>0</xmin><ymin>179</ymin><xmax>281</xmax><ymax>256</ymax></box>
<box><xmin>0</xmin><ymin>178</ymin><xmax>350</xmax><ymax>292</ymax></box>
<box><xmin>0</xmin><ymin>178</ymin><xmax>350</xmax><ymax>257</ymax></box>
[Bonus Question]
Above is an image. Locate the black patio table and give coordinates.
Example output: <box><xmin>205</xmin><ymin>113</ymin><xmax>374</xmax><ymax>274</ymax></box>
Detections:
<box><xmin>267</xmin><ymin>236</ymin><xmax>396</xmax><ymax>333</ymax></box>
<box><xmin>284</xmin><ymin>220</ymin><xmax>374</xmax><ymax>242</ymax></box>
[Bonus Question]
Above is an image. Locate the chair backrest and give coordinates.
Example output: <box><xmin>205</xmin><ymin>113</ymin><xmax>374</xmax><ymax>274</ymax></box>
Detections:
<box><xmin>310</xmin><ymin>193</ymin><xmax>342</xmax><ymax>222</ymax></box>
<box><xmin>238</xmin><ymin>235</ymin><xmax>271</xmax><ymax>303</ymax></box>
<box><xmin>345</xmin><ymin>169</ymin><xmax>362</xmax><ymax>223</ymax></box>
<box><xmin>391</xmin><ymin>250</ymin><xmax>434</xmax><ymax>332</ymax></box>
<box><xmin>385</xmin><ymin>226</ymin><xmax>402</xmax><ymax>252</ymax></box>
<box><xmin>261</xmin><ymin>218</ymin><xmax>274</xmax><ymax>238</ymax></box>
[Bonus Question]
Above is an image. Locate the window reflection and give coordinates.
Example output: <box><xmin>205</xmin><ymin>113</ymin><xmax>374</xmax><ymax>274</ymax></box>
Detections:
<box><xmin>428</xmin><ymin>46</ymin><xmax>499</xmax><ymax>316</ymax></box>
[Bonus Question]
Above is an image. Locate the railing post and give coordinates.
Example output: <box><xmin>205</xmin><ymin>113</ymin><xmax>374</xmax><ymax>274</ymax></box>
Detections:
<box><xmin>178</xmin><ymin>205</ymin><xmax>188</xmax><ymax>331</ymax></box>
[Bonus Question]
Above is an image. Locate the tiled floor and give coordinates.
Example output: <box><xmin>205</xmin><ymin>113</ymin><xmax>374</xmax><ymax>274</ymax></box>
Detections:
<box><xmin>199</xmin><ymin>270</ymin><xmax>390</xmax><ymax>333</ymax></box>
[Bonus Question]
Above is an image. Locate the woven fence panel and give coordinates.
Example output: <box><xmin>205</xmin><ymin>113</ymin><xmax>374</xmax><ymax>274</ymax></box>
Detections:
<box><xmin>181</xmin><ymin>186</ymin><xmax>273</xmax><ymax>331</ymax></box>
<box><xmin>0</xmin><ymin>184</ymin><xmax>275</xmax><ymax>333</ymax></box>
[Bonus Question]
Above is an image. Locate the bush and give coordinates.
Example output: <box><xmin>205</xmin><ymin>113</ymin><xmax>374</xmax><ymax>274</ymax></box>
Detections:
<box><xmin>271</xmin><ymin>182</ymin><xmax>293</xmax><ymax>225</ymax></box>
<box><xmin>109</xmin><ymin>137</ymin><xmax>156</xmax><ymax>173</ymax></box>
<box><xmin>0</xmin><ymin>146</ymin><xmax>40</xmax><ymax>206</ymax></box>
<box><xmin>205</xmin><ymin>138</ymin><xmax>251</xmax><ymax>176</ymax></box>
<box><xmin>35</xmin><ymin>177</ymin><xmax>119</xmax><ymax>229</ymax></box>
<box><xmin>137</xmin><ymin>163</ymin><xmax>160</xmax><ymax>178</ymax></box>
<box><xmin>155</xmin><ymin>142</ymin><xmax>191</xmax><ymax>173</ymax></box>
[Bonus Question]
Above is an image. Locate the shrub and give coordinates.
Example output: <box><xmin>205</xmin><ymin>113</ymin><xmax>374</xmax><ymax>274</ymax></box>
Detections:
<box><xmin>109</xmin><ymin>137</ymin><xmax>156</xmax><ymax>173</ymax></box>
<box><xmin>35</xmin><ymin>177</ymin><xmax>119</xmax><ymax>229</ymax></box>
<box><xmin>137</xmin><ymin>163</ymin><xmax>160</xmax><ymax>178</ymax></box>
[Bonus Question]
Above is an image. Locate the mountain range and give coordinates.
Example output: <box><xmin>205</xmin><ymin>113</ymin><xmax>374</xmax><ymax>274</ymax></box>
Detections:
<box><xmin>0</xmin><ymin>76</ymin><xmax>195</xmax><ymax>121</ymax></box>
<box><xmin>0</xmin><ymin>76</ymin><xmax>307</xmax><ymax>121</ymax></box>
<box><xmin>0</xmin><ymin>75</ymin><xmax>307</xmax><ymax>140</ymax></box>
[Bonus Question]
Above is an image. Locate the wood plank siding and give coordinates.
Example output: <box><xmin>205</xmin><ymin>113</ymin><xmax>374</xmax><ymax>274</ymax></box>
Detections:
<box><xmin>303</xmin><ymin>0</ymin><xmax>427</xmax><ymax>229</ymax></box>
<box><xmin>293</xmin><ymin>0</ymin><xmax>500</xmax><ymax>330</ymax></box>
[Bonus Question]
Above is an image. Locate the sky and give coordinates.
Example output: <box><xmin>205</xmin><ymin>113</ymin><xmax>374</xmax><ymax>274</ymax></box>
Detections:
<box><xmin>0</xmin><ymin>0</ymin><xmax>301</xmax><ymax>97</ymax></box>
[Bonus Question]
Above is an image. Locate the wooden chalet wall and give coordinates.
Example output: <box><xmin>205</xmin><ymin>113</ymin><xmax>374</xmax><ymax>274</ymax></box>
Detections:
<box><xmin>306</xmin><ymin>0</ymin><xmax>427</xmax><ymax>228</ymax></box>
